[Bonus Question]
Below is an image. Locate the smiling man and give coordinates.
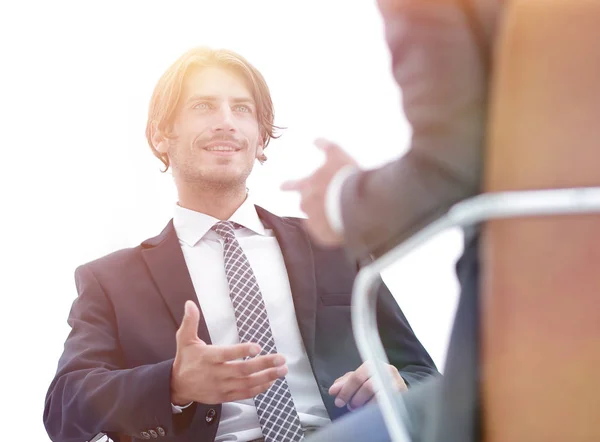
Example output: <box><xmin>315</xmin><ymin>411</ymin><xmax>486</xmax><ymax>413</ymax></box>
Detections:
<box><xmin>43</xmin><ymin>47</ymin><xmax>438</xmax><ymax>442</ymax></box>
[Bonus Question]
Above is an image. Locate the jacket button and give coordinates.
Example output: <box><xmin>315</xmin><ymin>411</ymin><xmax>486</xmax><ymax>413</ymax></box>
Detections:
<box><xmin>205</xmin><ymin>408</ymin><xmax>217</xmax><ymax>424</ymax></box>
<box><xmin>148</xmin><ymin>429</ymin><xmax>158</xmax><ymax>438</ymax></box>
<box><xmin>140</xmin><ymin>431</ymin><xmax>151</xmax><ymax>439</ymax></box>
<box><xmin>156</xmin><ymin>426</ymin><xmax>166</xmax><ymax>437</ymax></box>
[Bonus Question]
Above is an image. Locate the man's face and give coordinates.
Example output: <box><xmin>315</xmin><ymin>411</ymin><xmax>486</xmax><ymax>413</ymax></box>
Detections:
<box><xmin>164</xmin><ymin>65</ymin><xmax>264</xmax><ymax>189</ymax></box>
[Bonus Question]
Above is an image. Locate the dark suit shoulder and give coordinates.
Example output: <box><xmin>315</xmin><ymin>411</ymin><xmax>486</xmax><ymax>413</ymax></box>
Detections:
<box><xmin>269</xmin><ymin>212</ymin><xmax>306</xmax><ymax>227</ymax></box>
<box><xmin>256</xmin><ymin>206</ymin><xmax>358</xmax><ymax>276</ymax></box>
<box><xmin>77</xmin><ymin>244</ymin><xmax>143</xmax><ymax>276</ymax></box>
<box><xmin>76</xmin><ymin>220</ymin><xmax>173</xmax><ymax>277</ymax></box>
<box><xmin>279</xmin><ymin>215</ymin><xmax>352</xmax><ymax>256</ymax></box>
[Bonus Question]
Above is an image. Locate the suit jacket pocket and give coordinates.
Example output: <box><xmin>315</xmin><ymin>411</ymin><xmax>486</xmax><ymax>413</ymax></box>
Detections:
<box><xmin>319</xmin><ymin>293</ymin><xmax>352</xmax><ymax>306</ymax></box>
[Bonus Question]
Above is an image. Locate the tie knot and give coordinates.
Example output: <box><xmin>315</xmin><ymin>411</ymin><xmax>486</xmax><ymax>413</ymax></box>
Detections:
<box><xmin>212</xmin><ymin>221</ymin><xmax>240</xmax><ymax>241</ymax></box>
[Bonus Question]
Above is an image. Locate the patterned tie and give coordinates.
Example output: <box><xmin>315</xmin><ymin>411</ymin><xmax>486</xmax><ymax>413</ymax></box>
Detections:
<box><xmin>212</xmin><ymin>221</ymin><xmax>305</xmax><ymax>442</ymax></box>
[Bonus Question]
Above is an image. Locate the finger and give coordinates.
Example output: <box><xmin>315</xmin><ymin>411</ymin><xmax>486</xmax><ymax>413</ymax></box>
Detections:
<box><xmin>227</xmin><ymin>364</ymin><xmax>288</xmax><ymax>394</ymax></box>
<box><xmin>225</xmin><ymin>353</ymin><xmax>286</xmax><ymax>378</ymax></box>
<box><xmin>348</xmin><ymin>378</ymin><xmax>377</xmax><ymax>410</ymax></box>
<box><xmin>333</xmin><ymin>371</ymin><xmax>352</xmax><ymax>385</ymax></box>
<box><xmin>328</xmin><ymin>372</ymin><xmax>352</xmax><ymax>396</ymax></box>
<box><xmin>314</xmin><ymin>137</ymin><xmax>339</xmax><ymax>152</ymax></box>
<box><xmin>314</xmin><ymin>138</ymin><xmax>347</xmax><ymax>162</ymax></box>
<box><xmin>388</xmin><ymin>365</ymin><xmax>408</xmax><ymax>392</ymax></box>
<box><xmin>354</xmin><ymin>361</ymin><xmax>373</xmax><ymax>380</ymax></box>
<box><xmin>281</xmin><ymin>178</ymin><xmax>307</xmax><ymax>191</ymax></box>
<box><xmin>315</xmin><ymin>137</ymin><xmax>357</xmax><ymax>166</ymax></box>
<box><xmin>314</xmin><ymin>137</ymin><xmax>337</xmax><ymax>150</ymax></box>
<box><xmin>176</xmin><ymin>301</ymin><xmax>201</xmax><ymax>345</ymax></box>
<box><xmin>224</xmin><ymin>379</ymin><xmax>277</xmax><ymax>402</ymax></box>
<box><xmin>328</xmin><ymin>382</ymin><xmax>343</xmax><ymax>397</ymax></box>
<box><xmin>333</xmin><ymin>368</ymin><xmax>370</xmax><ymax>408</ymax></box>
<box><xmin>208</xmin><ymin>342</ymin><xmax>262</xmax><ymax>363</ymax></box>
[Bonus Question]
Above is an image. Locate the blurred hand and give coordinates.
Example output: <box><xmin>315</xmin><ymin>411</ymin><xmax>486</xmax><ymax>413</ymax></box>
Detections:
<box><xmin>328</xmin><ymin>361</ymin><xmax>407</xmax><ymax>411</ymax></box>
<box><xmin>170</xmin><ymin>300</ymin><xmax>287</xmax><ymax>405</ymax></box>
<box><xmin>281</xmin><ymin>138</ymin><xmax>358</xmax><ymax>246</ymax></box>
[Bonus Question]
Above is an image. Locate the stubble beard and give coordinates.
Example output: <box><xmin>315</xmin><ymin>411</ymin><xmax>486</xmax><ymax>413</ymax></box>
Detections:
<box><xmin>169</xmin><ymin>136</ymin><xmax>257</xmax><ymax>194</ymax></box>
<box><xmin>173</xmin><ymin>155</ymin><xmax>254</xmax><ymax>194</ymax></box>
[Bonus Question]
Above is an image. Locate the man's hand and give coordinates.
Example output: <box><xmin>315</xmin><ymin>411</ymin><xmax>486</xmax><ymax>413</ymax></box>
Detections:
<box><xmin>170</xmin><ymin>300</ymin><xmax>287</xmax><ymax>405</ymax></box>
<box><xmin>328</xmin><ymin>361</ymin><xmax>407</xmax><ymax>411</ymax></box>
<box><xmin>281</xmin><ymin>138</ymin><xmax>358</xmax><ymax>247</ymax></box>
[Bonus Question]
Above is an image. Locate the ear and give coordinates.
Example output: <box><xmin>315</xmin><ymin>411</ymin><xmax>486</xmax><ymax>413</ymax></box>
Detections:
<box><xmin>255</xmin><ymin>137</ymin><xmax>266</xmax><ymax>162</ymax></box>
<box><xmin>256</xmin><ymin>144</ymin><xmax>267</xmax><ymax>165</ymax></box>
<box><xmin>255</xmin><ymin>143</ymin><xmax>264</xmax><ymax>158</ymax></box>
<box><xmin>152</xmin><ymin>129</ymin><xmax>169</xmax><ymax>154</ymax></box>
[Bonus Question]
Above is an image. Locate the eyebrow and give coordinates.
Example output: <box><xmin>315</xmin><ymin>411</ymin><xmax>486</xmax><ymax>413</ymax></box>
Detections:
<box><xmin>185</xmin><ymin>95</ymin><xmax>256</xmax><ymax>107</ymax></box>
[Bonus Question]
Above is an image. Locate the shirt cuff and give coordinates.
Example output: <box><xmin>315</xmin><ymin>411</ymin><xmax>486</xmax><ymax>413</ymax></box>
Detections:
<box><xmin>325</xmin><ymin>165</ymin><xmax>358</xmax><ymax>235</ymax></box>
<box><xmin>171</xmin><ymin>402</ymin><xmax>194</xmax><ymax>414</ymax></box>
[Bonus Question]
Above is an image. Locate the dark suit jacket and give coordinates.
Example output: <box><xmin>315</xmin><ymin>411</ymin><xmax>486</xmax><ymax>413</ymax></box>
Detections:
<box><xmin>44</xmin><ymin>206</ymin><xmax>438</xmax><ymax>442</ymax></box>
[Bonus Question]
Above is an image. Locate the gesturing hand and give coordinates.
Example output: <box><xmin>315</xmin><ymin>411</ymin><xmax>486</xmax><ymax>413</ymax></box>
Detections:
<box><xmin>281</xmin><ymin>138</ymin><xmax>358</xmax><ymax>247</ymax></box>
<box><xmin>170</xmin><ymin>301</ymin><xmax>288</xmax><ymax>405</ymax></box>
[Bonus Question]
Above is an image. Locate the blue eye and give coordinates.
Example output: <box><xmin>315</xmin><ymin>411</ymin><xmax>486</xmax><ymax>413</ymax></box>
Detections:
<box><xmin>234</xmin><ymin>104</ymin><xmax>251</xmax><ymax>113</ymax></box>
<box><xmin>193</xmin><ymin>102</ymin><xmax>211</xmax><ymax>110</ymax></box>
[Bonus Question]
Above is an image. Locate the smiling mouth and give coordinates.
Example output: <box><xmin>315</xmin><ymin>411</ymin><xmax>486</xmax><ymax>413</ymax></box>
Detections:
<box><xmin>204</xmin><ymin>145</ymin><xmax>241</xmax><ymax>152</ymax></box>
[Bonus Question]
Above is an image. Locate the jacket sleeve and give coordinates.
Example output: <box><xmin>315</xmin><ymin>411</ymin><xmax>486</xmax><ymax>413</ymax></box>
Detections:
<box><xmin>340</xmin><ymin>0</ymin><xmax>497</xmax><ymax>260</ymax></box>
<box><xmin>43</xmin><ymin>265</ymin><xmax>196</xmax><ymax>442</ymax></box>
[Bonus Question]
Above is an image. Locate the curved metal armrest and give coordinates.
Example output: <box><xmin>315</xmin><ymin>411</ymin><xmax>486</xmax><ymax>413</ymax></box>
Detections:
<box><xmin>351</xmin><ymin>187</ymin><xmax>600</xmax><ymax>442</ymax></box>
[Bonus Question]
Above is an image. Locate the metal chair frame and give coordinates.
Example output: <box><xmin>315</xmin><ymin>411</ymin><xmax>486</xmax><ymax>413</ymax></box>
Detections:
<box><xmin>351</xmin><ymin>187</ymin><xmax>600</xmax><ymax>442</ymax></box>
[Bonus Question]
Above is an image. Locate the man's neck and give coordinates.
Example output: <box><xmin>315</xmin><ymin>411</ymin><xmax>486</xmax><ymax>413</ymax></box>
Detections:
<box><xmin>177</xmin><ymin>184</ymin><xmax>248</xmax><ymax>220</ymax></box>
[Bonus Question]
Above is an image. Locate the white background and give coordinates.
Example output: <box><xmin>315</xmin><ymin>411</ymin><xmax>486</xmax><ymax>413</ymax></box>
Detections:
<box><xmin>0</xmin><ymin>1</ymin><xmax>463</xmax><ymax>440</ymax></box>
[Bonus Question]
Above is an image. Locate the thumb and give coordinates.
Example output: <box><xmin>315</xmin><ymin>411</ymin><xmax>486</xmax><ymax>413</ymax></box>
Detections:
<box><xmin>314</xmin><ymin>138</ymin><xmax>339</xmax><ymax>155</ymax></box>
<box><xmin>176</xmin><ymin>300</ymin><xmax>201</xmax><ymax>346</ymax></box>
<box><xmin>315</xmin><ymin>138</ymin><xmax>357</xmax><ymax>165</ymax></box>
<box><xmin>281</xmin><ymin>178</ymin><xmax>306</xmax><ymax>191</ymax></box>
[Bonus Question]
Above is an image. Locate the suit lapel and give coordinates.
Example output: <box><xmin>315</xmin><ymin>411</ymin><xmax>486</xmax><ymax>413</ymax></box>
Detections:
<box><xmin>256</xmin><ymin>206</ymin><xmax>318</xmax><ymax>361</ymax></box>
<box><xmin>140</xmin><ymin>212</ymin><xmax>318</xmax><ymax>353</ymax></box>
<box><xmin>141</xmin><ymin>220</ymin><xmax>212</xmax><ymax>344</ymax></box>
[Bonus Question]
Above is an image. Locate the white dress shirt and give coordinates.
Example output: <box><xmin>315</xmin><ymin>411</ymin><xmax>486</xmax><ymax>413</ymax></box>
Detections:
<box><xmin>325</xmin><ymin>165</ymin><xmax>358</xmax><ymax>234</ymax></box>
<box><xmin>172</xmin><ymin>195</ymin><xmax>331</xmax><ymax>442</ymax></box>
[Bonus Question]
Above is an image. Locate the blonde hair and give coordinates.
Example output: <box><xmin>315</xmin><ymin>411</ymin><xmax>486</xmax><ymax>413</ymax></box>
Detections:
<box><xmin>146</xmin><ymin>47</ymin><xmax>279</xmax><ymax>171</ymax></box>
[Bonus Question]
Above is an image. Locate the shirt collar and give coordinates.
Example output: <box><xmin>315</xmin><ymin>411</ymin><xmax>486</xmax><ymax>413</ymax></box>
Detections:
<box><xmin>173</xmin><ymin>193</ymin><xmax>266</xmax><ymax>247</ymax></box>
<box><xmin>229</xmin><ymin>194</ymin><xmax>267</xmax><ymax>237</ymax></box>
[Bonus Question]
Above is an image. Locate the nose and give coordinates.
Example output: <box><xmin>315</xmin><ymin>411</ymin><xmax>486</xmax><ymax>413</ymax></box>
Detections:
<box><xmin>211</xmin><ymin>103</ymin><xmax>236</xmax><ymax>133</ymax></box>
